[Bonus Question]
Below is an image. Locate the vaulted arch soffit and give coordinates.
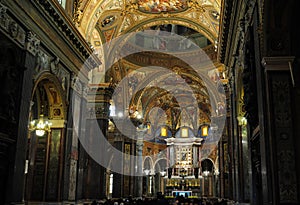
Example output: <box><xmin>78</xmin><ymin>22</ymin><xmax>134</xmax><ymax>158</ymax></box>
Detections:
<box><xmin>76</xmin><ymin>0</ymin><xmax>221</xmax><ymax>46</ymax></box>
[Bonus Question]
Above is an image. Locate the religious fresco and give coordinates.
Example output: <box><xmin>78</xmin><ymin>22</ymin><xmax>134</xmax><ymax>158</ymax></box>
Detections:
<box><xmin>137</xmin><ymin>0</ymin><xmax>188</xmax><ymax>13</ymax></box>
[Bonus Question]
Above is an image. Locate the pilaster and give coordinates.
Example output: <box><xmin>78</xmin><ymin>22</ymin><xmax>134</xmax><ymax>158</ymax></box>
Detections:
<box><xmin>261</xmin><ymin>56</ymin><xmax>298</xmax><ymax>204</ymax></box>
<box><xmin>135</xmin><ymin>128</ymin><xmax>146</xmax><ymax>198</ymax></box>
<box><xmin>84</xmin><ymin>84</ymin><xmax>113</xmax><ymax>199</ymax></box>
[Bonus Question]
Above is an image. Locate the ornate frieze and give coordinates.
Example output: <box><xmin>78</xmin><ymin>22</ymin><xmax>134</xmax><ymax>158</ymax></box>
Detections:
<box><xmin>82</xmin><ymin>84</ymin><xmax>88</xmax><ymax>99</ymax></box>
<box><xmin>35</xmin><ymin>50</ymin><xmax>49</xmax><ymax>72</ymax></box>
<box><xmin>0</xmin><ymin>2</ymin><xmax>26</xmax><ymax>47</ymax></box>
<box><xmin>218</xmin><ymin>0</ymin><xmax>257</xmax><ymax>63</ymax></box>
<box><xmin>25</xmin><ymin>31</ymin><xmax>40</xmax><ymax>56</ymax></box>
<box><xmin>73</xmin><ymin>0</ymin><xmax>83</xmax><ymax>25</ymax></box>
<box><xmin>87</xmin><ymin>85</ymin><xmax>113</xmax><ymax>119</ymax></box>
<box><xmin>50</xmin><ymin>57</ymin><xmax>70</xmax><ymax>95</ymax></box>
<box><xmin>32</xmin><ymin>0</ymin><xmax>99</xmax><ymax>68</ymax></box>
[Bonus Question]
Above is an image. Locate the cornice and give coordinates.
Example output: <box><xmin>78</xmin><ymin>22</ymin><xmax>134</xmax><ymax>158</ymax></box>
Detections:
<box><xmin>261</xmin><ymin>56</ymin><xmax>295</xmax><ymax>71</ymax></box>
<box><xmin>218</xmin><ymin>0</ymin><xmax>256</xmax><ymax>65</ymax></box>
<box><xmin>218</xmin><ymin>0</ymin><xmax>233</xmax><ymax>63</ymax></box>
<box><xmin>32</xmin><ymin>0</ymin><xmax>100</xmax><ymax>69</ymax></box>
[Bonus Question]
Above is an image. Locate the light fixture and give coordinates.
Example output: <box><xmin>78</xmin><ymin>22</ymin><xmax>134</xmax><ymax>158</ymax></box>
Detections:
<box><xmin>117</xmin><ymin>112</ymin><xmax>123</xmax><ymax>118</ymax></box>
<box><xmin>29</xmin><ymin>113</ymin><xmax>52</xmax><ymax>136</ymax></box>
<box><xmin>160</xmin><ymin>170</ymin><xmax>166</xmax><ymax>177</ymax></box>
<box><xmin>144</xmin><ymin>169</ymin><xmax>150</xmax><ymax>175</ymax></box>
<box><xmin>146</xmin><ymin>122</ymin><xmax>152</xmax><ymax>134</ymax></box>
<box><xmin>201</xmin><ymin>125</ymin><xmax>209</xmax><ymax>137</ymax></box>
<box><xmin>237</xmin><ymin>116</ymin><xmax>247</xmax><ymax>126</ymax></box>
<box><xmin>137</xmin><ymin>114</ymin><xmax>142</xmax><ymax>119</ymax></box>
<box><xmin>161</xmin><ymin>127</ymin><xmax>167</xmax><ymax>137</ymax></box>
<box><xmin>203</xmin><ymin>170</ymin><xmax>210</xmax><ymax>176</ymax></box>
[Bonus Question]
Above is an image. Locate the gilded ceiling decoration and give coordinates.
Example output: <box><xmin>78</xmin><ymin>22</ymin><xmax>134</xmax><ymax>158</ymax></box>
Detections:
<box><xmin>137</xmin><ymin>0</ymin><xmax>188</xmax><ymax>13</ymax></box>
<box><xmin>74</xmin><ymin>0</ymin><xmax>221</xmax><ymax>47</ymax></box>
<box><xmin>75</xmin><ymin>0</ymin><xmax>225</xmax><ymax>138</ymax></box>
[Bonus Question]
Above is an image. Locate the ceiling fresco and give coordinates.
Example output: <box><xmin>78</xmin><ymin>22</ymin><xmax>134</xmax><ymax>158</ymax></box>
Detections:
<box><xmin>137</xmin><ymin>0</ymin><xmax>188</xmax><ymax>13</ymax></box>
<box><xmin>75</xmin><ymin>0</ymin><xmax>225</xmax><ymax>136</ymax></box>
<box><xmin>74</xmin><ymin>0</ymin><xmax>221</xmax><ymax>46</ymax></box>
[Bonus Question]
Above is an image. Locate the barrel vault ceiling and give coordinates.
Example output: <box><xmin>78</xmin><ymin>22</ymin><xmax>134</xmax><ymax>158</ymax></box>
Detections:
<box><xmin>75</xmin><ymin>0</ymin><xmax>224</xmax><ymax>131</ymax></box>
<box><xmin>74</xmin><ymin>0</ymin><xmax>221</xmax><ymax>46</ymax></box>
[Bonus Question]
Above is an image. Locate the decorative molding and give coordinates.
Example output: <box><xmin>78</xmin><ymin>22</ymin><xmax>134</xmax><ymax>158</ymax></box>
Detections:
<box><xmin>87</xmin><ymin>103</ymin><xmax>110</xmax><ymax>119</ymax></box>
<box><xmin>50</xmin><ymin>57</ymin><xmax>70</xmax><ymax>97</ymax></box>
<box><xmin>218</xmin><ymin>0</ymin><xmax>257</xmax><ymax>63</ymax></box>
<box><xmin>71</xmin><ymin>73</ymin><xmax>83</xmax><ymax>95</ymax></box>
<box><xmin>0</xmin><ymin>2</ymin><xmax>26</xmax><ymax>47</ymax></box>
<box><xmin>271</xmin><ymin>75</ymin><xmax>297</xmax><ymax>203</ymax></box>
<box><xmin>25</xmin><ymin>31</ymin><xmax>40</xmax><ymax>56</ymax></box>
<box><xmin>82</xmin><ymin>84</ymin><xmax>89</xmax><ymax>99</ymax></box>
<box><xmin>32</xmin><ymin>0</ymin><xmax>100</xmax><ymax>69</ymax></box>
<box><xmin>87</xmin><ymin>85</ymin><xmax>113</xmax><ymax>119</ymax></box>
<box><xmin>35</xmin><ymin>49</ymin><xmax>50</xmax><ymax>73</ymax></box>
<box><xmin>73</xmin><ymin>0</ymin><xmax>83</xmax><ymax>25</ymax></box>
<box><xmin>262</xmin><ymin>56</ymin><xmax>295</xmax><ymax>71</ymax></box>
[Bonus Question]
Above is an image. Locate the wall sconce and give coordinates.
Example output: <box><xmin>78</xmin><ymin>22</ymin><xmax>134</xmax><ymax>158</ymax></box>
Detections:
<box><xmin>29</xmin><ymin>113</ymin><xmax>52</xmax><ymax>136</ymax></box>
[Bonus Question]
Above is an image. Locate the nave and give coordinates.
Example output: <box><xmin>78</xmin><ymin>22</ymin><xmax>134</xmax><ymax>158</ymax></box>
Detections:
<box><xmin>0</xmin><ymin>0</ymin><xmax>300</xmax><ymax>205</ymax></box>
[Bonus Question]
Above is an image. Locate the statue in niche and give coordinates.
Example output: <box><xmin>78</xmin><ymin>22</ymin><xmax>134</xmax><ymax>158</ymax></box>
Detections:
<box><xmin>50</xmin><ymin>57</ymin><xmax>60</xmax><ymax>75</ymax></box>
<box><xmin>61</xmin><ymin>75</ymin><xmax>67</xmax><ymax>91</ymax></box>
<box><xmin>36</xmin><ymin>50</ymin><xmax>49</xmax><ymax>72</ymax></box>
<box><xmin>50</xmin><ymin>57</ymin><xmax>68</xmax><ymax>91</ymax></box>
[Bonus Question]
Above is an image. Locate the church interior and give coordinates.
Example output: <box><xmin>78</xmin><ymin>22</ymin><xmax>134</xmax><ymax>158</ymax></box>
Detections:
<box><xmin>0</xmin><ymin>0</ymin><xmax>300</xmax><ymax>204</ymax></box>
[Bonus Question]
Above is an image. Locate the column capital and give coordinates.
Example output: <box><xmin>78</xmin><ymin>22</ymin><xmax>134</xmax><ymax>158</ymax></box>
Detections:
<box><xmin>262</xmin><ymin>56</ymin><xmax>295</xmax><ymax>71</ymax></box>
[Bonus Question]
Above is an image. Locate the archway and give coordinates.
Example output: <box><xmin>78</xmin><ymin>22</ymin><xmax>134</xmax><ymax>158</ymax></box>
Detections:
<box><xmin>25</xmin><ymin>73</ymin><xmax>66</xmax><ymax>201</ymax></box>
<box><xmin>201</xmin><ymin>158</ymin><xmax>214</xmax><ymax>197</ymax></box>
<box><xmin>154</xmin><ymin>158</ymin><xmax>168</xmax><ymax>195</ymax></box>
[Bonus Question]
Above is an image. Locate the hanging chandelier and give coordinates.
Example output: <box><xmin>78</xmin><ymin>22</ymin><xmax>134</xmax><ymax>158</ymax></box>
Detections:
<box><xmin>29</xmin><ymin>113</ymin><xmax>52</xmax><ymax>136</ymax></box>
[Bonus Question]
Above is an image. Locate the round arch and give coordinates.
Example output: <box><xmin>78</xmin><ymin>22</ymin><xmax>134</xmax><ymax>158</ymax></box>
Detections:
<box><xmin>25</xmin><ymin>72</ymin><xmax>67</xmax><ymax>201</ymax></box>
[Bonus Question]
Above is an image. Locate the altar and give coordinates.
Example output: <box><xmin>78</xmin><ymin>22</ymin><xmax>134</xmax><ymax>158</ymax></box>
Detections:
<box><xmin>172</xmin><ymin>190</ymin><xmax>192</xmax><ymax>197</ymax></box>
